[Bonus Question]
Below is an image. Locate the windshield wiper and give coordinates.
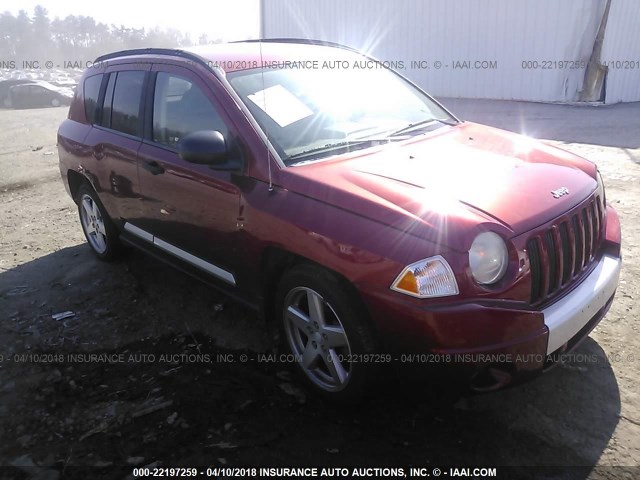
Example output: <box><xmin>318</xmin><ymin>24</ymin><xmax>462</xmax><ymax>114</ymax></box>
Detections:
<box><xmin>286</xmin><ymin>138</ymin><xmax>394</xmax><ymax>164</ymax></box>
<box><xmin>285</xmin><ymin>120</ymin><xmax>457</xmax><ymax>164</ymax></box>
<box><xmin>389</xmin><ymin>117</ymin><xmax>458</xmax><ymax>137</ymax></box>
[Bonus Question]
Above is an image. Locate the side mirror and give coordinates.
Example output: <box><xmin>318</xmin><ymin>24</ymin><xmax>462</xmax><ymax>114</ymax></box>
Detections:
<box><xmin>178</xmin><ymin>130</ymin><xmax>241</xmax><ymax>171</ymax></box>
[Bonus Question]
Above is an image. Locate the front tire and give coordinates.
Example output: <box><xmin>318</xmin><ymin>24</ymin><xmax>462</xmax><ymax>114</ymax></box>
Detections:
<box><xmin>276</xmin><ymin>264</ymin><xmax>377</xmax><ymax>403</ymax></box>
<box><xmin>76</xmin><ymin>184</ymin><xmax>122</xmax><ymax>261</ymax></box>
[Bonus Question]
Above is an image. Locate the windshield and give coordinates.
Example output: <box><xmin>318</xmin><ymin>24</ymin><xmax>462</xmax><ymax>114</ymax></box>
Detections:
<box><xmin>227</xmin><ymin>57</ymin><xmax>457</xmax><ymax>165</ymax></box>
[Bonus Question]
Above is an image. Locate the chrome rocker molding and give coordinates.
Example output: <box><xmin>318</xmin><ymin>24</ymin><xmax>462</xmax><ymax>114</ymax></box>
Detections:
<box><xmin>124</xmin><ymin>222</ymin><xmax>236</xmax><ymax>286</ymax></box>
<box><xmin>124</xmin><ymin>222</ymin><xmax>153</xmax><ymax>242</ymax></box>
<box><xmin>543</xmin><ymin>254</ymin><xmax>621</xmax><ymax>355</ymax></box>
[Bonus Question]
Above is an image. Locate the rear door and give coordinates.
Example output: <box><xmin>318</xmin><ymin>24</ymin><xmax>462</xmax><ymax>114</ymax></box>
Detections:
<box><xmin>26</xmin><ymin>85</ymin><xmax>45</xmax><ymax>107</ymax></box>
<box><xmin>133</xmin><ymin>63</ymin><xmax>243</xmax><ymax>287</ymax></box>
<box><xmin>82</xmin><ymin>64</ymin><xmax>151</xmax><ymax>224</ymax></box>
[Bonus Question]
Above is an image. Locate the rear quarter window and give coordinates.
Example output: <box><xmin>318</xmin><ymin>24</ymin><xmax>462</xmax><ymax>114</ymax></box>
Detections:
<box><xmin>83</xmin><ymin>74</ymin><xmax>103</xmax><ymax>124</ymax></box>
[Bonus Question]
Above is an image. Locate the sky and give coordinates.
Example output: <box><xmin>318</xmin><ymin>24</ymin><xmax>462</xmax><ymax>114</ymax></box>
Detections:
<box><xmin>2</xmin><ymin>0</ymin><xmax>261</xmax><ymax>42</ymax></box>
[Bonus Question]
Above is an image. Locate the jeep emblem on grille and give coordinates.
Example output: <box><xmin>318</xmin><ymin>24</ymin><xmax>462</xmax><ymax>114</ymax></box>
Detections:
<box><xmin>551</xmin><ymin>187</ymin><xmax>570</xmax><ymax>198</ymax></box>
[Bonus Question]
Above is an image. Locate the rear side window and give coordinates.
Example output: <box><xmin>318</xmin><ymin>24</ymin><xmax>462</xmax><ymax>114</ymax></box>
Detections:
<box><xmin>152</xmin><ymin>72</ymin><xmax>228</xmax><ymax>147</ymax></box>
<box><xmin>83</xmin><ymin>74</ymin><xmax>103</xmax><ymax>124</ymax></box>
<box><xmin>101</xmin><ymin>71</ymin><xmax>145</xmax><ymax>137</ymax></box>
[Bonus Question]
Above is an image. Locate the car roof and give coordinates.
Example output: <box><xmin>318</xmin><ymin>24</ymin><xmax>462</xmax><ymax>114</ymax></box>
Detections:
<box><xmin>95</xmin><ymin>40</ymin><xmax>364</xmax><ymax>73</ymax></box>
<box><xmin>10</xmin><ymin>80</ymin><xmax>69</xmax><ymax>92</ymax></box>
<box><xmin>0</xmin><ymin>78</ymin><xmax>37</xmax><ymax>86</ymax></box>
<box><xmin>188</xmin><ymin>40</ymin><xmax>361</xmax><ymax>72</ymax></box>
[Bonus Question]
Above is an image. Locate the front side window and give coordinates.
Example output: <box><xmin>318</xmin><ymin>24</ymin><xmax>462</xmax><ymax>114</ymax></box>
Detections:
<box><xmin>152</xmin><ymin>72</ymin><xmax>227</xmax><ymax>148</ymax></box>
<box><xmin>23</xmin><ymin>85</ymin><xmax>49</xmax><ymax>99</ymax></box>
<box><xmin>227</xmin><ymin>49</ymin><xmax>456</xmax><ymax>164</ymax></box>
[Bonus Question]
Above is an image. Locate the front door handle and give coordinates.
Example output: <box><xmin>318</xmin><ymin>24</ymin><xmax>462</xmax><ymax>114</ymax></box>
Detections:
<box><xmin>142</xmin><ymin>160</ymin><xmax>165</xmax><ymax>175</ymax></box>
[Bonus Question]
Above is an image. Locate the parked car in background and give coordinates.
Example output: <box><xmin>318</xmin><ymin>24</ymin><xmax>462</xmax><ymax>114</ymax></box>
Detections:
<box><xmin>50</xmin><ymin>77</ymin><xmax>78</xmax><ymax>89</ymax></box>
<box><xmin>10</xmin><ymin>81</ymin><xmax>74</xmax><ymax>108</ymax></box>
<box><xmin>0</xmin><ymin>79</ymin><xmax>37</xmax><ymax>107</ymax></box>
<box><xmin>57</xmin><ymin>40</ymin><xmax>622</xmax><ymax>402</ymax></box>
<box><xmin>46</xmin><ymin>73</ymin><xmax>79</xmax><ymax>89</ymax></box>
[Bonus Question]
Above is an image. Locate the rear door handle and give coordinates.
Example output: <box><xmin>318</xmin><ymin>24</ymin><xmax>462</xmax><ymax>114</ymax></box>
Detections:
<box><xmin>142</xmin><ymin>160</ymin><xmax>165</xmax><ymax>175</ymax></box>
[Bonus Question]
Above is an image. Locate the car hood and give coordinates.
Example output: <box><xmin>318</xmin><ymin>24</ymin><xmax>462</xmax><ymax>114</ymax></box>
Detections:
<box><xmin>278</xmin><ymin>122</ymin><xmax>597</xmax><ymax>252</ymax></box>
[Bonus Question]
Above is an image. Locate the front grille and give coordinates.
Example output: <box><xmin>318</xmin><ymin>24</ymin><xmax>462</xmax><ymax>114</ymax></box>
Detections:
<box><xmin>527</xmin><ymin>195</ymin><xmax>603</xmax><ymax>304</ymax></box>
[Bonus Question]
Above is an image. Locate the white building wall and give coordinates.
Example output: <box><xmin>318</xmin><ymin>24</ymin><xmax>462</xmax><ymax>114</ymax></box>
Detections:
<box><xmin>600</xmin><ymin>0</ymin><xmax>640</xmax><ymax>103</ymax></box>
<box><xmin>260</xmin><ymin>0</ymin><xmax>640</xmax><ymax>103</ymax></box>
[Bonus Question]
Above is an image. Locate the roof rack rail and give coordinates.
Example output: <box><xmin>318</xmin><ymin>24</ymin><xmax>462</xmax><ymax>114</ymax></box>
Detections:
<box><xmin>233</xmin><ymin>38</ymin><xmax>361</xmax><ymax>54</ymax></box>
<box><xmin>93</xmin><ymin>48</ymin><xmax>210</xmax><ymax>68</ymax></box>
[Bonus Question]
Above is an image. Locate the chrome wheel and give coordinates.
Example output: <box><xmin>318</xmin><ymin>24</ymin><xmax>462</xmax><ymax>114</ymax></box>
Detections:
<box><xmin>283</xmin><ymin>287</ymin><xmax>352</xmax><ymax>392</ymax></box>
<box><xmin>79</xmin><ymin>193</ymin><xmax>108</xmax><ymax>254</ymax></box>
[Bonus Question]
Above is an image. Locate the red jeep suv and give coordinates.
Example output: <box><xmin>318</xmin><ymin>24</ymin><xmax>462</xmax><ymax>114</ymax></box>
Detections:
<box><xmin>57</xmin><ymin>40</ymin><xmax>622</xmax><ymax>402</ymax></box>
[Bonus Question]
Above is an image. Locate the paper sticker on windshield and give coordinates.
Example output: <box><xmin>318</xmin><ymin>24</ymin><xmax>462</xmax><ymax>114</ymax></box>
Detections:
<box><xmin>248</xmin><ymin>84</ymin><xmax>313</xmax><ymax>127</ymax></box>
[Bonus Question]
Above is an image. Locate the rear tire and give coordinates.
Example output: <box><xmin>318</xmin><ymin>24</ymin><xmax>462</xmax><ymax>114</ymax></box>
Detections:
<box><xmin>76</xmin><ymin>183</ymin><xmax>122</xmax><ymax>261</ymax></box>
<box><xmin>276</xmin><ymin>264</ymin><xmax>377</xmax><ymax>403</ymax></box>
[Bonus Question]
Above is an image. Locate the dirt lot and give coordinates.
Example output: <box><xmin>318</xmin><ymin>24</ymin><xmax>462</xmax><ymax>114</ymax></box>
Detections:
<box><xmin>0</xmin><ymin>102</ymin><xmax>638</xmax><ymax>479</ymax></box>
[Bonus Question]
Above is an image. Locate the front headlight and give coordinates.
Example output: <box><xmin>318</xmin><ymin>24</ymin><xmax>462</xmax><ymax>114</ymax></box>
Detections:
<box><xmin>469</xmin><ymin>232</ymin><xmax>508</xmax><ymax>285</ymax></box>
<box><xmin>597</xmin><ymin>169</ymin><xmax>606</xmax><ymax>205</ymax></box>
<box><xmin>390</xmin><ymin>255</ymin><xmax>459</xmax><ymax>298</ymax></box>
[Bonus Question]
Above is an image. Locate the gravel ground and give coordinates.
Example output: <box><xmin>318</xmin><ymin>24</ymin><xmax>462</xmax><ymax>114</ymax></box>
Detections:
<box><xmin>0</xmin><ymin>102</ymin><xmax>638</xmax><ymax>479</ymax></box>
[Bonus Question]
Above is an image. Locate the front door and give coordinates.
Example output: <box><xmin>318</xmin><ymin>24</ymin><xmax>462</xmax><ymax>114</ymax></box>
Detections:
<box><xmin>135</xmin><ymin>64</ymin><xmax>242</xmax><ymax>287</ymax></box>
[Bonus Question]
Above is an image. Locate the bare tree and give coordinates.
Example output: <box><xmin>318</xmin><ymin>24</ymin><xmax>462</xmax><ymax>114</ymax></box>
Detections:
<box><xmin>1</xmin><ymin>5</ymin><xmax>205</xmax><ymax>67</ymax></box>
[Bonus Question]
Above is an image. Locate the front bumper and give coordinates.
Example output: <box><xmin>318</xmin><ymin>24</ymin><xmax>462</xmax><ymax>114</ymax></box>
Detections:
<box><xmin>544</xmin><ymin>254</ymin><xmax>621</xmax><ymax>355</ymax></box>
<box><xmin>362</xmin><ymin>251</ymin><xmax>621</xmax><ymax>390</ymax></box>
